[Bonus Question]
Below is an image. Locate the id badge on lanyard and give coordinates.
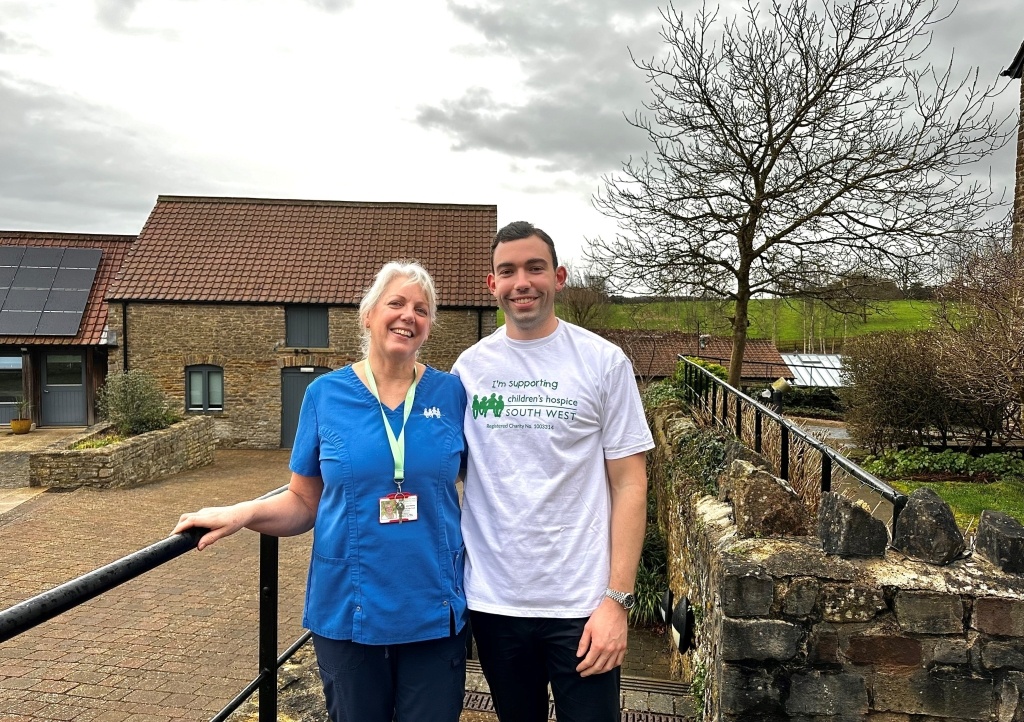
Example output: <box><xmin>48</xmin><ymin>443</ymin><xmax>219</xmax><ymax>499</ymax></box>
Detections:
<box><xmin>365</xmin><ymin>362</ymin><xmax>421</xmax><ymax>525</ymax></box>
<box><xmin>379</xmin><ymin>492</ymin><xmax>419</xmax><ymax>523</ymax></box>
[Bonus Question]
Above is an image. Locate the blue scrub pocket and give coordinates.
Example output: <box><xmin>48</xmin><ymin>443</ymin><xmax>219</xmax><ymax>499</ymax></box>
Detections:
<box><xmin>307</xmin><ymin>551</ymin><xmax>357</xmax><ymax>638</ymax></box>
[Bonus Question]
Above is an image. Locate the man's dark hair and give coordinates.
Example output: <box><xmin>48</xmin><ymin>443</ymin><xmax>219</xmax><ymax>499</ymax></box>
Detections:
<box><xmin>491</xmin><ymin>221</ymin><xmax>558</xmax><ymax>268</ymax></box>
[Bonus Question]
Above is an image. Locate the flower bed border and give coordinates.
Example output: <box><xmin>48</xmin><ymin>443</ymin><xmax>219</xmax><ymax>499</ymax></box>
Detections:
<box><xmin>29</xmin><ymin>416</ymin><xmax>215</xmax><ymax>489</ymax></box>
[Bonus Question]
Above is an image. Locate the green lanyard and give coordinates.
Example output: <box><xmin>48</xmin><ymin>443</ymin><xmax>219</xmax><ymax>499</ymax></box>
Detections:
<box><xmin>364</xmin><ymin>363</ymin><xmax>419</xmax><ymax>488</ymax></box>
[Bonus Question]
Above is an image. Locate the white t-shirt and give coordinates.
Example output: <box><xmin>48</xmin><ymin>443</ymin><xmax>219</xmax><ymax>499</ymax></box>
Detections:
<box><xmin>452</xmin><ymin>321</ymin><xmax>655</xmax><ymax>618</ymax></box>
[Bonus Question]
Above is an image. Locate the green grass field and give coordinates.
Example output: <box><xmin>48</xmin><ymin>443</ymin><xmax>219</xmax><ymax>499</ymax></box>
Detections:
<box><xmin>556</xmin><ymin>298</ymin><xmax>937</xmax><ymax>351</ymax></box>
<box><xmin>891</xmin><ymin>479</ymin><xmax>1024</xmax><ymax>531</ymax></box>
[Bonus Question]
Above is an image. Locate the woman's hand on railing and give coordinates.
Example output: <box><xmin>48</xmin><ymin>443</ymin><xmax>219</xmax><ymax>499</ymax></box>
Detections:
<box><xmin>172</xmin><ymin>503</ymin><xmax>254</xmax><ymax>551</ymax></box>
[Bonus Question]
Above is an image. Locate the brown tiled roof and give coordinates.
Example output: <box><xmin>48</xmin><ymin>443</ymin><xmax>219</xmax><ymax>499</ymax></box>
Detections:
<box><xmin>595</xmin><ymin>329</ymin><xmax>793</xmax><ymax>381</ymax></box>
<box><xmin>107</xmin><ymin>196</ymin><xmax>498</xmax><ymax>307</ymax></box>
<box><xmin>0</xmin><ymin>231</ymin><xmax>134</xmax><ymax>346</ymax></box>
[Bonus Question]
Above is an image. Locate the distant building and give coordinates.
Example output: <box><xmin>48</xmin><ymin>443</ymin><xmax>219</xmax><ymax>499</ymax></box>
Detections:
<box><xmin>106</xmin><ymin>195</ymin><xmax>497</xmax><ymax>448</ymax></box>
<box><xmin>595</xmin><ymin>329</ymin><xmax>792</xmax><ymax>386</ymax></box>
<box><xmin>779</xmin><ymin>353</ymin><xmax>845</xmax><ymax>388</ymax></box>
<box><xmin>0</xmin><ymin>232</ymin><xmax>133</xmax><ymax>427</ymax></box>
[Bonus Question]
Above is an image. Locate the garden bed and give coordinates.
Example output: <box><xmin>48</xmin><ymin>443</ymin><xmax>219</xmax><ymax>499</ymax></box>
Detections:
<box><xmin>29</xmin><ymin>416</ymin><xmax>215</xmax><ymax>489</ymax></box>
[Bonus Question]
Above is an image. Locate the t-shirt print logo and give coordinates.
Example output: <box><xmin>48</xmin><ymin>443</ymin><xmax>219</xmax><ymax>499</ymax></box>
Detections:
<box><xmin>423</xmin><ymin>406</ymin><xmax>441</xmax><ymax>419</ymax></box>
<box><xmin>472</xmin><ymin>393</ymin><xmax>504</xmax><ymax>418</ymax></box>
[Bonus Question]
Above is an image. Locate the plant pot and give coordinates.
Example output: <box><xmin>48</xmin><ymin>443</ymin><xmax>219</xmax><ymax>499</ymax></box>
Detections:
<box><xmin>10</xmin><ymin>419</ymin><xmax>32</xmax><ymax>434</ymax></box>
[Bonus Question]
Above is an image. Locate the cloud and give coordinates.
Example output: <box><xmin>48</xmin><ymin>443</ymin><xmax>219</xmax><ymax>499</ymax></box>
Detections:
<box><xmin>94</xmin><ymin>0</ymin><xmax>145</xmax><ymax>31</ymax></box>
<box><xmin>0</xmin><ymin>31</ymin><xmax>23</xmax><ymax>53</ymax></box>
<box><xmin>0</xmin><ymin>74</ymin><xmax>200</xmax><ymax>232</ymax></box>
<box><xmin>302</xmin><ymin>0</ymin><xmax>356</xmax><ymax>10</ymax></box>
<box><xmin>426</xmin><ymin>0</ymin><xmax>1019</xmax><ymax>200</ymax></box>
<box><xmin>417</xmin><ymin>0</ymin><xmax>663</xmax><ymax>174</ymax></box>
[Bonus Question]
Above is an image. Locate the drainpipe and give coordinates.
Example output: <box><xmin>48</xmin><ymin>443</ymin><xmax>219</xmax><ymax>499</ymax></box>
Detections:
<box><xmin>121</xmin><ymin>303</ymin><xmax>129</xmax><ymax>372</ymax></box>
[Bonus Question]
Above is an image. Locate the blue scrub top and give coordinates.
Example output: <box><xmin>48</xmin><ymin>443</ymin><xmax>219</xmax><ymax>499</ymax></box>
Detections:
<box><xmin>290</xmin><ymin>365</ymin><xmax>468</xmax><ymax>645</ymax></box>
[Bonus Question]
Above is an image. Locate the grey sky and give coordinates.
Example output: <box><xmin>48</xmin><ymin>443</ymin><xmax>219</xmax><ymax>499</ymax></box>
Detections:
<box><xmin>0</xmin><ymin>0</ymin><xmax>1020</xmax><ymax>262</ymax></box>
<box><xmin>422</xmin><ymin>0</ymin><xmax>1021</xmax><ymax>195</ymax></box>
<box><xmin>0</xmin><ymin>72</ymin><xmax>197</xmax><ymax>231</ymax></box>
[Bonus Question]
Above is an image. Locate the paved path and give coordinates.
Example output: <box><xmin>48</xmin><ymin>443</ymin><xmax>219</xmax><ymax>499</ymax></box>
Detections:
<box><xmin>0</xmin><ymin>449</ymin><xmax>310</xmax><ymax>722</ymax></box>
<box><xmin>0</xmin><ymin>427</ymin><xmax>88</xmax><ymax>489</ymax></box>
<box><xmin>0</xmin><ymin>449</ymin><xmax>683</xmax><ymax>721</ymax></box>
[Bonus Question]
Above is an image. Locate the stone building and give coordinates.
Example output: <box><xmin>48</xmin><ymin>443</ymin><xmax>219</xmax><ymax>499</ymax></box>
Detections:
<box><xmin>595</xmin><ymin>329</ymin><xmax>793</xmax><ymax>387</ymax></box>
<box><xmin>106</xmin><ymin>196</ymin><xmax>497</xmax><ymax>448</ymax></box>
<box><xmin>1003</xmin><ymin>39</ymin><xmax>1024</xmax><ymax>251</ymax></box>
<box><xmin>0</xmin><ymin>232</ymin><xmax>133</xmax><ymax>427</ymax></box>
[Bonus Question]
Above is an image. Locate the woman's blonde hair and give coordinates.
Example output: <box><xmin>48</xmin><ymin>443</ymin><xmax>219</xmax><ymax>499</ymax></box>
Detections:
<box><xmin>358</xmin><ymin>260</ymin><xmax>438</xmax><ymax>358</ymax></box>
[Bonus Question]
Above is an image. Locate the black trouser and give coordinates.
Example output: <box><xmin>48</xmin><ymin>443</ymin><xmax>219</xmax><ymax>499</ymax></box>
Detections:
<box><xmin>312</xmin><ymin>625</ymin><xmax>467</xmax><ymax>722</ymax></box>
<box><xmin>470</xmin><ymin>611</ymin><xmax>620</xmax><ymax>722</ymax></box>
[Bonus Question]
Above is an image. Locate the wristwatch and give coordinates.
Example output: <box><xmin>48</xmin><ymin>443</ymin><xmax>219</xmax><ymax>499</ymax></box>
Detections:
<box><xmin>605</xmin><ymin>587</ymin><xmax>636</xmax><ymax>610</ymax></box>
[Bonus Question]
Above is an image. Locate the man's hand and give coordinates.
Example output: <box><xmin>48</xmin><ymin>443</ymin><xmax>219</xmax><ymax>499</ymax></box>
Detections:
<box><xmin>575</xmin><ymin>597</ymin><xmax>629</xmax><ymax>676</ymax></box>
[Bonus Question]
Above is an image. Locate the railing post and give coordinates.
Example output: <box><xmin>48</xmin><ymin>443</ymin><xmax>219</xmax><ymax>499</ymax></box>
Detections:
<box><xmin>710</xmin><ymin>381</ymin><xmax>717</xmax><ymax>423</ymax></box>
<box><xmin>259</xmin><ymin>534</ymin><xmax>279</xmax><ymax>722</ymax></box>
<box><xmin>754</xmin><ymin>409</ymin><xmax>762</xmax><ymax>454</ymax></box>
<box><xmin>780</xmin><ymin>424</ymin><xmax>790</xmax><ymax>482</ymax></box>
<box><xmin>822</xmin><ymin>453</ymin><xmax>832</xmax><ymax>494</ymax></box>
<box><xmin>735</xmin><ymin>394</ymin><xmax>742</xmax><ymax>440</ymax></box>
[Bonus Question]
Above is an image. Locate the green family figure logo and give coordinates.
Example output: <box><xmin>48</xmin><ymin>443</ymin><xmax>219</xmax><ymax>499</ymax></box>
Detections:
<box><xmin>472</xmin><ymin>393</ymin><xmax>505</xmax><ymax>419</ymax></box>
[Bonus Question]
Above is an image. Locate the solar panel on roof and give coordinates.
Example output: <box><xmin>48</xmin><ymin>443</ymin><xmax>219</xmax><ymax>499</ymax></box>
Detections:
<box><xmin>53</xmin><ymin>268</ymin><xmax>96</xmax><ymax>288</ymax></box>
<box><xmin>35</xmin><ymin>312</ymin><xmax>86</xmax><ymax>336</ymax></box>
<box><xmin>21</xmin><ymin>247</ymin><xmax>63</xmax><ymax>266</ymax></box>
<box><xmin>0</xmin><ymin>246</ymin><xmax>101</xmax><ymax>337</ymax></box>
<box><xmin>4</xmin><ymin>289</ymin><xmax>48</xmax><ymax>311</ymax></box>
<box><xmin>45</xmin><ymin>290</ymin><xmax>89</xmax><ymax>312</ymax></box>
<box><xmin>13</xmin><ymin>266</ymin><xmax>58</xmax><ymax>288</ymax></box>
<box><xmin>60</xmin><ymin>248</ymin><xmax>101</xmax><ymax>266</ymax></box>
<box><xmin>0</xmin><ymin>310</ymin><xmax>41</xmax><ymax>335</ymax></box>
<box><xmin>0</xmin><ymin>247</ymin><xmax>25</xmax><ymax>266</ymax></box>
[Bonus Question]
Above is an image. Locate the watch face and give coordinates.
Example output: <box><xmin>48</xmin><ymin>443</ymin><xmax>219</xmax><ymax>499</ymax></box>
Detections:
<box><xmin>622</xmin><ymin>593</ymin><xmax>636</xmax><ymax>609</ymax></box>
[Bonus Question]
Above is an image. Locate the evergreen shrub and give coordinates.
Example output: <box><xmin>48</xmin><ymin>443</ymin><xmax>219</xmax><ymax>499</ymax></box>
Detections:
<box><xmin>98</xmin><ymin>370</ymin><xmax>179</xmax><ymax>436</ymax></box>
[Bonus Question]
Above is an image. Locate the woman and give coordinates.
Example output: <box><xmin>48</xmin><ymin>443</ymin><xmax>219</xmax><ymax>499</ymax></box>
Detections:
<box><xmin>173</xmin><ymin>261</ymin><xmax>468</xmax><ymax>722</ymax></box>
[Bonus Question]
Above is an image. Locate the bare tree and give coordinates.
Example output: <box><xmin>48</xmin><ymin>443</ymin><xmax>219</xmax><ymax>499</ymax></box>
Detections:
<box><xmin>588</xmin><ymin>0</ymin><xmax>1012</xmax><ymax>386</ymax></box>
<box><xmin>557</xmin><ymin>263</ymin><xmax>612</xmax><ymax>329</ymax></box>
<box><xmin>933</xmin><ymin>238</ymin><xmax>1024</xmax><ymax>435</ymax></box>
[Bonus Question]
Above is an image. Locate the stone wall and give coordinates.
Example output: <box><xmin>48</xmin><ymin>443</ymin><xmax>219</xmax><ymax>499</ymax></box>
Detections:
<box><xmin>651</xmin><ymin>406</ymin><xmax>1024</xmax><ymax>721</ymax></box>
<box><xmin>107</xmin><ymin>302</ymin><xmax>497</xmax><ymax>448</ymax></box>
<box><xmin>29</xmin><ymin>416</ymin><xmax>215</xmax><ymax>489</ymax></box>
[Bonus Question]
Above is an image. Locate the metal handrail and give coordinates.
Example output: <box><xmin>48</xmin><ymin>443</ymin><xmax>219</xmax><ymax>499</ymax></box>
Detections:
<box><xmin>0</xmin><ymin>484</ymin><xmax>306</xmax><ymax>722</ymax></box>
<box><xmin>678</xmin><ymin>356</ymin><xmax>908</xmax><ymax>525</ymax></box>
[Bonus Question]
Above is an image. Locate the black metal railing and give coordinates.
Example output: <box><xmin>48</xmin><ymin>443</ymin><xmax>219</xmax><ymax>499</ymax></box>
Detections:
<box><xmin>0</xmin><ymin>485</ymin><xmax>304</xmax><ymax>722</ymax></box>
<box><xmin>677</xmin><ymin>357</ymin><xmax>907</xmax><ymax>529</ymax></box>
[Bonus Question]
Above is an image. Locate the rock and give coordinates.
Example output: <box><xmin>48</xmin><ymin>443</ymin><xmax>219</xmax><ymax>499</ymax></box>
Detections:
<box><xmin>721</xmin><ymin>618</ymin><xmax>803</xmax><ymax>661</ymax></box>
<box><xmin>820</xmin><ymin>583</ymin><xmax>887</xmax><ymax>622</ymax></box>
<box><xmin>782</xmin><ymin>577</ymin><xmax>820</xmax><ymax>617</ymax></box>
<box><xmin>893</xmin><ymin>590</ymin><xmax>964</xmax><ymax>635</ymax></box>
<box><xmin>786</xmin><ymin>670</ymin><xmax>868</xmax><ymax>717</ymax></box>
<box><xmin>818</xmin><ymin>492</ymin><xmax>888</xmax><ymax>557</ymax></box>
<box><xmin>726</xmin><ymin>459</ymin><xmax>810</xmax><ymax>538</ymax></box>
<box><xmin>721</xmin><ymin>563</ymin><xmax>774</xmax><ymax>617</ymax></box>
<box><xmin>997</xmin><ymin>671</ymin><xmax>1024</xmax><ymax>722</ymax></box>
<box><xmin>975</xmin><ymin>510</ymin><xmax>1024</xmax><ymax>574</ymax></box>
<box><xmin>717</xmin><ymin>443</ymin><xmax>773</xmax><ymax>501</ymax></box>
<box><xmin>892</xmin><ymin>487</ymin><xmax>964</xmax><ymax>565</ymax></box>
<box><xmin>720</xmin><ymin>664</ymin><xmax>781</xmax><ymax>715</ymax></box>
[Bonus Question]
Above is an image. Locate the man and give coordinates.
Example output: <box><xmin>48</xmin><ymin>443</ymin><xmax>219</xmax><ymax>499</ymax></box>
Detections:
<box><xmin>452</xmin><ymin>221</ymin><xmax>653</xmax><ymax>722</ymax></box>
